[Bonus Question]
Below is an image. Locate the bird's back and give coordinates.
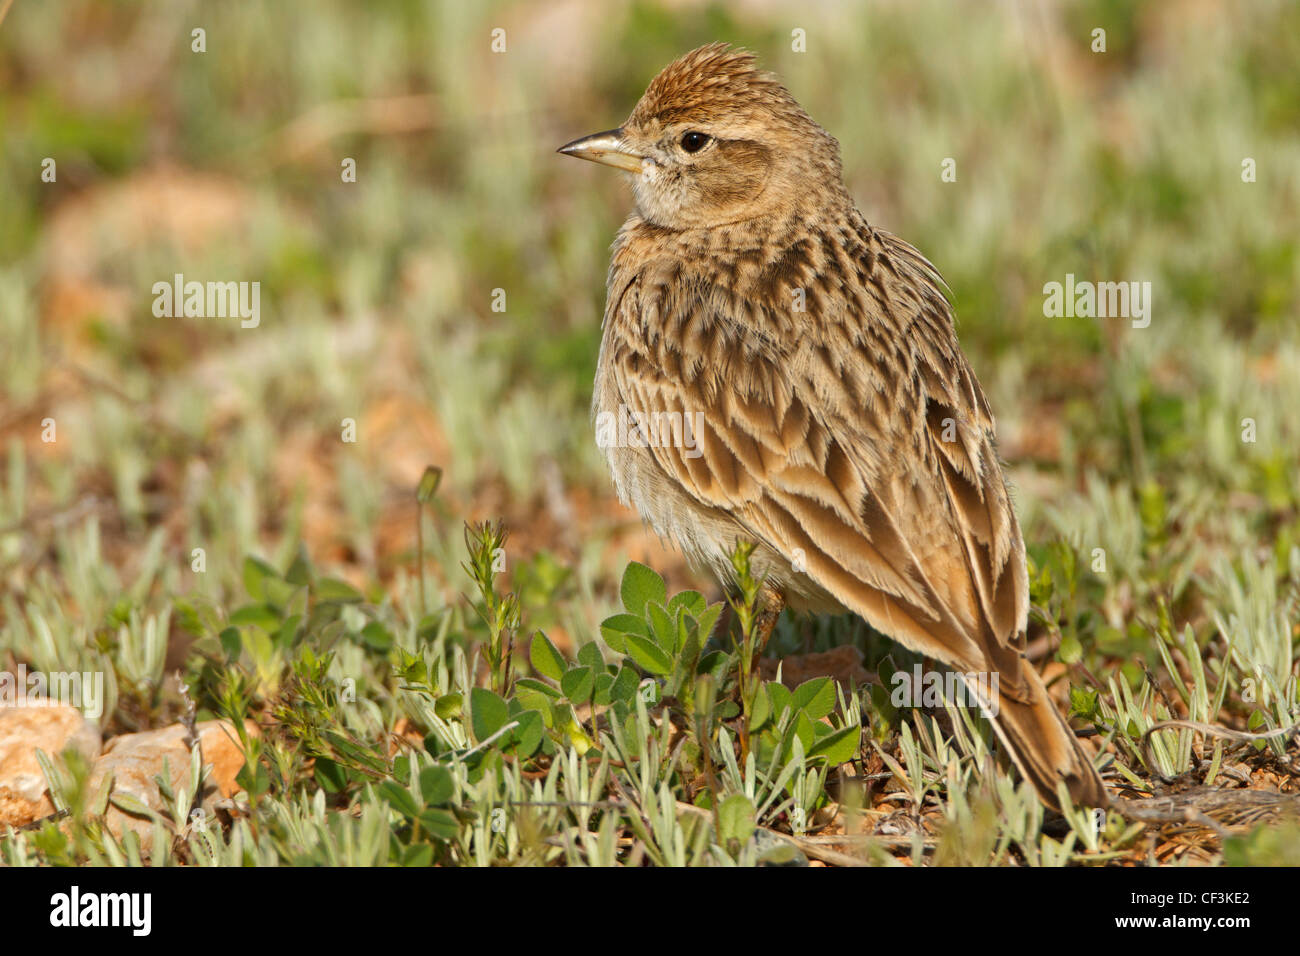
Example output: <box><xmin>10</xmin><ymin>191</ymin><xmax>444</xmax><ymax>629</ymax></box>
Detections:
<box><xmin>600</xmin><ymin>206</ymin><xmax>1028</xmax><ymax>674</ymax></box>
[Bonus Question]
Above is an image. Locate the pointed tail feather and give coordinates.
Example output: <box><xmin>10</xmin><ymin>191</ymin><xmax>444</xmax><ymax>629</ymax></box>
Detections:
<box><xmin>982</xmin><ymin>665</ymin><xmax>1108</xmax><ymax>810</ymax></box>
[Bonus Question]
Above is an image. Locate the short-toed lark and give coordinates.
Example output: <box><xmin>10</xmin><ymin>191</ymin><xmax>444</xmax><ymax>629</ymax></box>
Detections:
<box><xmin>560</xmin><ymin>43</ymin><xmax>1106</xmax><ymax>809</ymax></box>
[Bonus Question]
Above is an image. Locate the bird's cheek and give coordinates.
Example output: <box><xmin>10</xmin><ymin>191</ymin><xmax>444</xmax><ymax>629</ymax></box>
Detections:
<box><xmin>632</xmin><ymin>167</ymin><xmax>685</xmax><ymax>224</ymax></box>
<box><xmin>695</xmin><ymin>163</ymin><xmax>768</xmax><ymax>211</ymax></box>
<box><xmin>630</xmin><ymin>177</ymin><xmax>660</xmax><ymax>224</ymax></box>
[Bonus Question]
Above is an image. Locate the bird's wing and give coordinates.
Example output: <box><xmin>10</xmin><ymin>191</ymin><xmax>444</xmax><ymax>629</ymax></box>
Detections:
<box><xmin>605</xmin><ymin>226</ymin><xmax>1031</xmax><ymax>695</ymax></box>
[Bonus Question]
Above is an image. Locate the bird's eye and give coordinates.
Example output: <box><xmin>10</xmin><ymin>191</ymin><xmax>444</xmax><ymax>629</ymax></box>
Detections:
<box><xmin>679</xmin><ymin>131</ymin><xmax>710</xmax><ymax>153</ymax></box>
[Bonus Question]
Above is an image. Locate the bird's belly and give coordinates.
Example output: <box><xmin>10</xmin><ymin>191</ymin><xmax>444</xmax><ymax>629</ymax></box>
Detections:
<box><xmin>599</xmin><ymin>439</ymin><xmax>847</xmax><ymax>615</ymax></box>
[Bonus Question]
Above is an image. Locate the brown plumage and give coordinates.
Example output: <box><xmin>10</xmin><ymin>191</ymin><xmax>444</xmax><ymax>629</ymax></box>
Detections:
<box><xmin>559</xmin><ymin>43</ymin><xmax>1107</xmax><ymax>809</ymax></box>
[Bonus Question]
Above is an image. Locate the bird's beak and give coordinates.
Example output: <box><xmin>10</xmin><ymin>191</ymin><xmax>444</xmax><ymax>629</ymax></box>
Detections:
<box><xmin>557</xmin><ymin>128</ymin><xmax>644</xmax><ymax>173</ymax></box>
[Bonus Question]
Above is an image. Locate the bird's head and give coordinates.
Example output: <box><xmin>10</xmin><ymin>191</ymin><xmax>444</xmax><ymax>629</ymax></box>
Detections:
<box><xmin>559</xmin><ymin>43</ymin><xmax>845</xmax><ymax>229</ymax></box>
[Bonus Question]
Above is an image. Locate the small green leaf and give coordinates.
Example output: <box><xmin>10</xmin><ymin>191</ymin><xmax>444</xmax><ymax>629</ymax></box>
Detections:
<box><xmin>416</xmin><ymin>465</ymin><xmax>443</xmax><ymax>503</ymax></box>
<box><xmin>782</xmin><ymin>711</ymin><xmax>816</xmax><ymax>760</ymax></box>
<box><xmin>749</xmin><ymin>681</ymin><xmax>772</xmax><ymax>731</ymax></box>
<box><xmin>218</xmin><ymin>626</ymin><xmax>242</xmax><ymax>660</ymax></box>
<box><xmin>419</xmin><ymin>765</ymin><xmax>454</xmax><ymax>805</ymax></box>
<box><xmin>284</xmin><ymin>547</ymin><xmax>314</xmax><ymax>586</ymax></box>
<box><xmin>609</xmin><ymin>666</ymin><xmax>639</xmax><ymax>704</ymax></box>
<box><xmin>418</xmin><ymin>807</ymin><xmax>460</xmax><ymax>841</ymax></box>
<box><xmin>470</xmin><ymin>687</ymin><xmax>509</xmax><ymax>743</ymax></box>
<box><xmin>314</xmin><ymin>757</ymin><xmax>349</xmax><ymax>793</ymax></box>
<box><xmin>791</xmin><ymin>677</ymin><xmax>835</xmax><ymax>721</ymax></box>
<box><xmin>236</xmin><ymin>758</ymin><xmax>271</xmax><ymax>797</ymax></box>
<box><xmin>515</xmin><ymin>678</ymin><xmax>559</xmax><ymax>714</ymax></box>
<box><xmin>697</xmin><ymin>650</ymin><xmax>730</xmax><ymax>680</ymax></box>
<box><xmin>515</xmin><ymin>687</ymin><xmax>553</xmax><ymax>714</ymax></box>
<box><xmin>360</xmin><ymin>620</ymin><xmax>393</xmax><ymax>652</ymax></box>
<box><xmin>400</xmin><ymin>843</ymin><xmax>434</xmax><ymax>867</ymax></box>
<box><xmin>434</xmin><ymin>693</ymin><xmax>463</xmax><ymax>720</ymax></box>
<box><xmin>378</xmin><ymin>780</ymin><xmax>420</xmax><ymax>818</ymax></box>
<box><xmin>1247</xmin><ymin>709</ymin><xmax>1268</xmax><ymax>750</ymax></box>
<box><xmin>669</xmin><ymin>614</ymin><xmax>703</xmax><ymax>699</ymax></box>
<box><xmin>272</xmin><ymin>613</ymin><xmax>302</xmax><ymax>649</ymax></box>
<box><xmin>1069</xmin><ymin>686</ymin><xmax>1098</xmax><ymax>719</ymax></box>
<box><xmin>1058</xmin><ymin>632</ymin><xmax>1083</xmax><ymax>664</ymax></box>
<box><xmin>514</xmin><ymin>677</ymin><xmax>561</xmax><ymax>697</ymax></box>
<box><xmin>717</xmin><ymin>793</ymin><xmax>756</xmax><ymax>845</ymax></box>
<box><xmin>561</xmin><ymin>666</ymin><xmax>595</xmax><ymax>705</ymax></box>
<box><xmin>262</xmin><ymin>576</ymin><xmax>300</xmax><ymax>610</ymax></box>
<box><xmin>242</xmin><ymin>555</ymin><xmax>280</xmax><ymax>601</ymax></box>
<box><xmin>620</xmin><ymin>562</ymin><xmax>667</xmax><ymax>617</ymax></box>
<box><xmin>624</xmin><ymin>633</ymin><xmax>672</xmax><ymax>675</ymax></box>
<box><xmin>599</xmin><ymin>613</ymin><xmax>650</xmax><ymax>654</ymax></box>
<box><xmin>529</xmin><ymin>631</ymin><xmax>566</xmax><ymax>682</ymax></box>
<box><xmin>228</xmin><ymin>604</ymin><xmax>280</xmax><ymax>632</ymax></box>
<box><xmin>667</xmin><ymin>590</ymin><xmax>706</xmax><ymax>617</ymax></box>
<box><xmin>768</xmin><ymin>681</ymin><xmax>793</xmax><ymax>721</ymax></box>
<box><xmin>808</xmin><ymin>724</ymin><xmax>861</xmax><ymax>766</ymax></box>
<box><xmin>511</xmin><ymin>709</ymin><xmax>545</xmax><ymax>757</ymax></box>
<box><xmin>694</xmin><ymin>602</ymin><xmax>725</xmax><ymax>642</ymax></box>
<box><xmin>646</xmin><ymin>602</ymin><xmax>676</xmax><ymax>651</ymax></box>
<box><xmin>109</xmin><ymin>792</ymin><xmax>164</xmax><ymax>822</ymax></box>
<box><xmin>316</xmin><ymin>577</ymin><xmax>364</xmax><ymax>604</ymax></box>
<box><xmin>593</xmin><ymin>672</ymin><xmax>615</xmax><ymax>707</ymax></box>
<box><xmin>577</xmin><ymin>641</ymin><xmax>605</xmax><ymax>671</ymax></box>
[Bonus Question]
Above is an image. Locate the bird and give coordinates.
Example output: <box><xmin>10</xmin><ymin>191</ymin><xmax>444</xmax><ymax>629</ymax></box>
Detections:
<box><xmin>558</xmin><ymin>42</ymin><xmax>1107</xmax><ymax>810</ymax></box>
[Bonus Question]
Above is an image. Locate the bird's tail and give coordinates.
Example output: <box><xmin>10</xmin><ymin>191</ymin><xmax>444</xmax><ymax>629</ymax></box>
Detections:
<box><xmin>976</xmin><ymin>665</ymin><xmax>1108</xmax><ymax>810</ymax></box>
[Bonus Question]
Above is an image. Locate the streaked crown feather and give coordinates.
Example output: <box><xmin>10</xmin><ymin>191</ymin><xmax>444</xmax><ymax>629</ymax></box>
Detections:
<box><xmin>628</xmin><ymin>42</ymin><xmax>806</xmax><ymax>128</ymax></box>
